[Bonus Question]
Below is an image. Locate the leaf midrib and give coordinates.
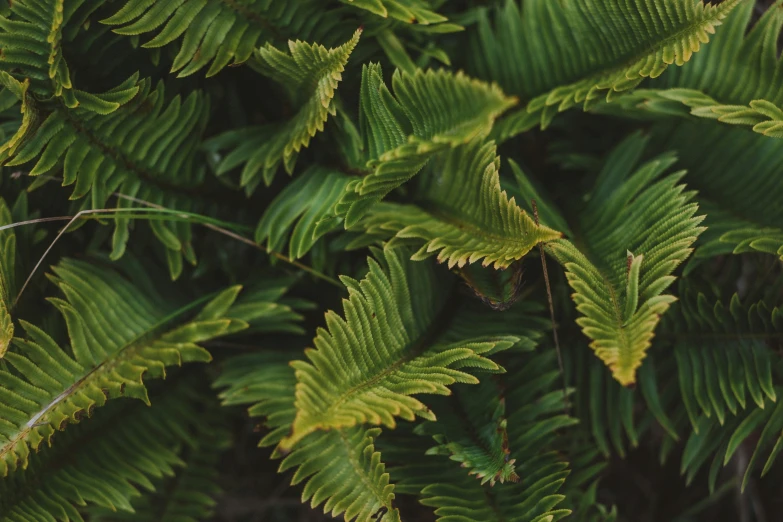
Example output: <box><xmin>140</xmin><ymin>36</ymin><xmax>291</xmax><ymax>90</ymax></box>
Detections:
<box><xmin>0</xmin><ymin>292</ymin><xmax>214</xmax><ymax>462</ymax></box>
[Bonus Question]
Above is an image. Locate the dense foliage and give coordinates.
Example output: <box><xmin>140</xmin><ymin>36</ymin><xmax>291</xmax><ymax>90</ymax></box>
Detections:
<box><xmin>0</xmin><ymin>0</ymin><xmax>781</xmax><ymax>520</ymax></box>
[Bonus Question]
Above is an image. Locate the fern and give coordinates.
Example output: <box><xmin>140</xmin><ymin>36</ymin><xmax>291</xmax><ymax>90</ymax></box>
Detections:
<box><xmin>255</xmin><ymin>165</ymin><xmax>351</xmax><ymax>260</ymax></box>
<box><xmin>389</xmin><ymin>350</ymin><xmax>580</xmax><ymax>522</ymax></box>
<box><xmin>515</xmin><ymin>133</ymin><xmax>705</xmax><ymax>385</ymax></box>
<box><xmin>279</xmin><ymin>245</ymin><xmax>517</xmax><ymax>450</ymax></box>
<box><xmin>356</xmin><ymin>139</ymin><xmax>561</xmax><ymax>269</ymax></box>
<box><xmin>652</xmin><ymin>121</ymin><xmax>783</xmax><ymax>270</ymax></box>
<box><xmin>0</xmin><ymin>198</ymin><xmax>16</xmax><ymax>356</ymax></box>
<box><xmin>644</xmin><ymin>287</ymin><xmax>783</xmax><ymax>436</ymax></box>
<box><xmin>88</xmin><ymin>405</ymin><xmax>230</xmax><ymax>522</ymax></box>
<box><xmin>601</xmin><ymin>1</ymin><xmax>783</xmax><ymax>138</ymax></box>
<box><xmin>2</xmin><ymin>0</ymin><xmax>783</xmax><ymax>519</ymax></box>
<box><xmin>207</xmin><ymin>30</ymin><xmax>361</xmax><ymax>191</ymax></box>
<box><xmin>0</xmin><ymin>378</ymin><xmax>222</xmax><ymax>519</ymax></box>
<box><xmin>0</xmin><ymin>258</ymin><xmax>246</xmax><ymax>476</ymax></box>
<box><xmin>216</xmin><ymin>355</ymin><xmax>402</xmax><ymax>522</ymax></box>
<box><xmin>336</xmin><ymin>63</ymin><xmax>517</xmax><ymax>226</ymax></box>
<box><xmin>344</xmin><ymin>0</ymin><xmax>446</xmax><ymax>24</ymax></box>
<box><xmin>414</xmin><ymin>380</ymin><xmax>519</xmax><ymax>485</ymax></box>
<box><xmin>102</xmin><ymin>0</ymin><xmax>347</xmax><ymax>78</ymax></box>
<box><xmin>467</xmin><ymin>0</ymin><xmax>741</xmax><ymax>140</ymax></box>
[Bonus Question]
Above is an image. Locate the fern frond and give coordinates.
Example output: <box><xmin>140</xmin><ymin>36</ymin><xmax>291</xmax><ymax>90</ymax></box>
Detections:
<box><xmin>225</xmin><ymin>276</ymin><xmax>311</xmax><ymax>335</ymax></box>
<box><xmin>515</xmin><ymin>133</ymin><xmax>705</xmax><ymax>385</ymax></box>
<box><xmin>390</xmin><ymin>350</ymin><xmax>578</xmax><ymax>522</ymax></box>
<box><xmin>356</xmin><ymin>139</ymin><xmax>561</xmax><ymax>269</ymax></box>
<box><xmin>255</xmin><ymin>166</ymin><xmax>351</xmax><ymax>260</ymax></box>
<box><xmin>208</xmin><ymin>30</ymin><xmax>361</xmax><ymax>190</ymax></box>
<box><xmin>336</xmin><ymin>63</ymin><xmax>517</xmax><ymax>227</ymax></box>
<box><xmin>89</xmin><ymin>406</ymin><xmax>230</xmax><ymax>522</ymax></box>
<box><xmin>0</xmin><ymin>259</ymin><xmax>247</xmax><ymax>476</ymax></box>
<box><xmin>467</xmin><ymin>0</ymin><xmax>741</xmax><ymax>140</ymax></box>
<box><xmin>278</xmin><ymin>246</ymin><xmax>521</xmax><ymax>451</ymax></box>
<box><xmin>0</xmin><ymin>198</ymin><xmax>16</xmax><ymax>357</ymax></box>
<box><xmin>0</xmin><ymin>379</ymin><xmax>221</xmax><ymax>519</ymax></box>
<box><xmin>664</xmin><ymin>289</ymin><xmax>781</xmax><ymax>430</ymax></box>
<box><xmin>103</xmin><ymin>0</ymin><xmax>347</xmax><ymax>78</ymax></box>
<box><xmin>652</xmin><ymin>122</ymin><xmax>783</xmax><ymax>268</ymax></box>
<box><xmin>216</xmin><ymin>355</ymin><xmax>402</xmax><ymax>522</ymax></box>
<box><xmin>280</xmin><ymin>427</ymin><xmax>401</xmax><ymax>522</ymax></box>
<box><xmin>0</xmin><ymin>0</ymin><xmax>121</xmax><ymax>108</ymax></box>
<box><xmin>343</xmin><ymin>0</ymin><xmax>447</xmax><ymax>24</ymax></box>
<box><xmin>600</xmin><ymin>1</ymin><xmax>783</xmax><ymax>139</ymax></box>
<box><xmin>0</xmin><ymin>76</ymin><xmax>210</xmax><ymax>274</ymax></box>
<box><xmin>414</xmin><ymin>380</ymin><xmax>519</xmax><ymax>485</ymax></box>
<box><xmin>680</xmin><ymin>383</ymin><xmax>783</xmax><ymax>493</ymax></box>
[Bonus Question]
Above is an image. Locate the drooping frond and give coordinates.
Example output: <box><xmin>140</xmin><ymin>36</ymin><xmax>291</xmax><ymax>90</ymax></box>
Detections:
<box><xmin>336</xmin><ymin>64</ymin><xmax>517</xmax><ymax>227</ymax></box>
<box><xmin>102</xmin><ymin>0</ymin><xmax>346</xmax><ymax>78</ymax></box>
<box><xmin>602</xmin><ymin>1</ymin><xmax>783</xmax><ymax>139</ymax></box>
<box><xmin>414</xmin><ymin>380</ymin><xmax>519</xmax><ymax>485</ymax></box>
<box><xmin>0</xmin><ymin>76</ymin><xmax>211</xmax><ymax>274</ymax></box>
<box><xmin>652</xmin><ymin>121</ymin><xmax>783</xmax><ymax>268</ymax></box>
<box><xmin>356</xmin><ymin>139</ymin><xmax>561</xmax><ymax>269</ymax></box>
<box><xmin>571</xmin><ymin>348</ymin><xmax>642</xmax><ymax>458</ymax></box>
<box><xmin>208</xmin><ymin>30</ymin><xmax>361</xmax><ymax>190</ymax></box>
<box><xmin>0</xmin><ymin>259</ymin><xmax>247</xmax><ymax>476</ymax></box>
<box><xmin>216</xmin><ymin>355</ymin><xmax>402</xmax><ymax>522</ymax></box>
<box><xmin>663</xmin><ymin>289</ymin><xmax>781</xmax><ymax>430</ymax></box>
<box><xmin>466</xmin><ymin>0</ymin><xmax>741</xmax><ymax>140</ymax></box>
<box><xmin>0</xmin><ymin>379</ymin><xmax>222</xmax><ymax>519</ymax></box>
<box><xmin>278</xmin><ymin>246</ymin><xmax>521</xmax><ymax>451</ymax></box>
<box><xmin>255</xmin><ymin>166</ymin><xmax>351</xmax><ymax>260</ymax></box>
<box><xmin>515</xmin><ymin>133</ymin><xmax>705</xmax><ymax>385</ymax></box>
<box><xmin>390</xmin><ymin>350</ymin><xmax>578</xmax><ymax>522</ymax></box>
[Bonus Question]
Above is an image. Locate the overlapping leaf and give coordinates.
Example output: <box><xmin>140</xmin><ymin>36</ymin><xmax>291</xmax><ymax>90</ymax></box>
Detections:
<box><xmin>279</xmin><ymin>246</ymin><xmax>521</xmax><ymax>450</ymax></box>
<box><xmin>0</xmin><ymin>259</ymin><xmax>246</xmax><ymax>476</ymax></box>
<box><xmin>336</xmin><ymin>63</ymin><xmax>517</xmax><ymax>226</ymax></box>
<box><xmin>0</xmin><ymin>380</ymin><xmax>223</xmax><ymax>520</ymax></box>
<box><xmin>652</xmin><ymin>121</ymin><xmax>783</xmax><ymax>269</ymax></box>
<box><xmin>216</xmin><ymin>355</ymin><xmax>402</xmax><ymax>522</ymax></box>
<box><xmin>515</xmin><ymin>133</ymin><xmax>705</xmax><ymax>385</ymax></box>
<box><xmin>103</xmin><ymin>0</ymin><xmax>346</xmax><ymax>77</ymax></box>
<box><xmin>467</xmin><ymin>0</ymin><xmax>741</xmax><ymax>140</ymax></box>
<box><xmin>208</xmin><ymin>30</ymin><xmax>361</xmax><ymax>190</ymax></box>
<box><xmin>356</xmin><ymin>139</ymin><xmax>561</xmax><ymax>269</ymax></box>
<box><xmin>602</xmin><ymin>1</ymin><xmax>783</xmax><ymax>139</ymax></box>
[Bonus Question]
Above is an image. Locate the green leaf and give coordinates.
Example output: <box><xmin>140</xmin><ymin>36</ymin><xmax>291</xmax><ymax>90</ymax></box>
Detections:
<box><xmin>278</xmin><ymin>246</ymin><xmax>521</xmax><ymax>450</ymax></box>
<box><xmin>209</xmin><ymin>29</ymin><xmax>361</xmax><ymax>190</ymax></box>
<box><xmin>468</xmin><ymin>0</ymin><xmax>742</xmax><ymax>140</ymax></box>
<box><xmin>356</xmin><ymin>139</ymin><xmax>561</xmax><ymax>269</ymax></box>
<box><xmin>0</xmin><ymin>379</ymin><xmax>223</xmax><ymax>519</ymax></box>
<box><xmin>415</xmin><ymin>380</ymin><xmax>520</xmax><ymax>485</ymax></box>
<box><xmin>343</xmin><ymin>0</ymin><xmax>447</xmax><ymax>25</ymax></box>
<box><xmin>255</xmin><ymin>165</ymin><xmax>351</xmax><ymax>260</ymax></box>
<box><xmin>103</xmin><ymin>0</ymin><xmax>346</xmax><ymax>77</ymax></box>
<box><xmin>599</xmin><ymin>2</ymin><xmax>783</xmax><ymax>139</ymax></box>
<box><xmin>216</xmin><ymin>355</ymin><xmax>402</xmax><ymax>522</ymax></box>
<box><xmin>519</xmin><ymin>133</ymin><xmax>705</xmax><ymax>385</ymax></box>
<box><xmin>0</xmin><ymin>198</ymin><xmax>16</xmax><ymax>357</ymax></box>
<box><xmin>0</xmin><ymin>259</ymin><xmax>246</xmax><ymax>476</ymax></box>
<box><xmin>336</xmin><ymin>64</ymin><xmax>517</xmax><ymax>226</ymax></box>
